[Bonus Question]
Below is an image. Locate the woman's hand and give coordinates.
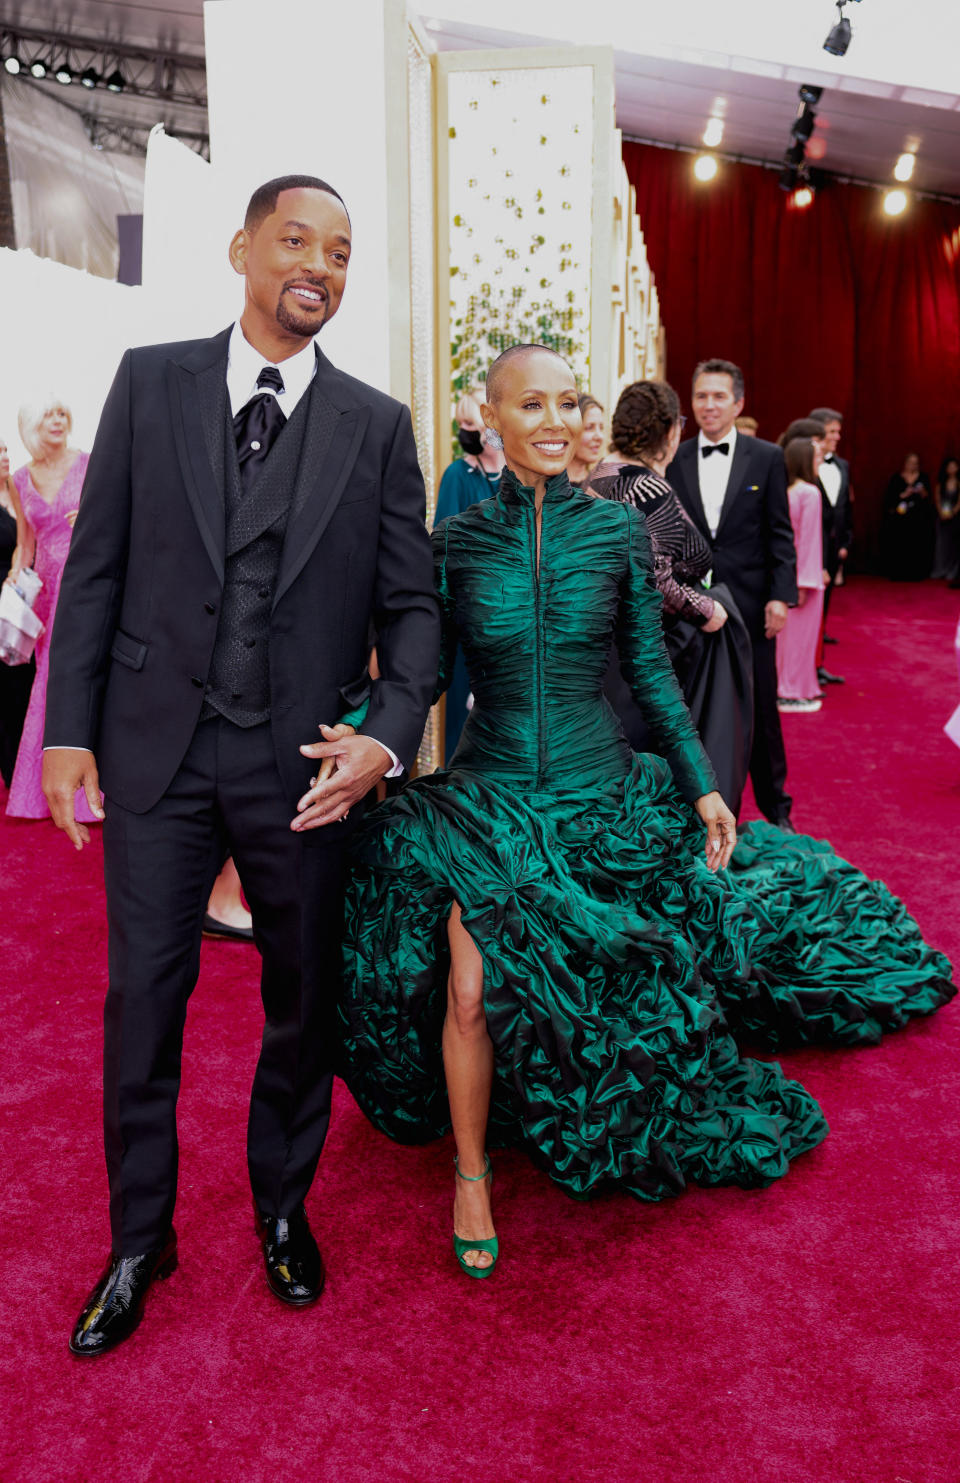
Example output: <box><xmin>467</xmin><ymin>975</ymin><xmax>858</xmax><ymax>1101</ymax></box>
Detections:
<box><xmin>694</xmin><ymin>791</ymin><xmax>737</xmax><ymax>872</ymax></box>
<box><xmin>294</xmin><ymin>725</ymin><xmax>392</xmax><ymax>830</ymax></box>
<box><xmin>307</xmin><ymin>722</ymin><xmax>356</xmax><ymax>787</ymax></box>
<box><xmin>702</xmin><ymin>600</ymin><xmax>728</xmax><ymax>633</ymax></box>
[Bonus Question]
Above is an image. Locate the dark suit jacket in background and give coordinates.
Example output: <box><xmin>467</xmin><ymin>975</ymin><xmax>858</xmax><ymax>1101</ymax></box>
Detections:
<box><xmin>666</xmin><ymin>434</ymin><xmax>797</xmax><ymax>633</ymax></box>
<box><xmin>818</xmin><ymin>453</ymin><xmax>853</xmax><ymax>575</ymax></box>
<box><xmin>44</xmin><ymin>326</ymin><xmax>439</xmax><ymax>812</ymax></box>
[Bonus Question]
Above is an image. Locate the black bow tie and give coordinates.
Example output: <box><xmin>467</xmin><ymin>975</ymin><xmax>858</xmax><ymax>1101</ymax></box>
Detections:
<box><xmin>822</xmin><ymin>454</ymin><xmax>835</xmax><ymax>464</ymax></box>
<box><xmin>233</xmin><ymin>366</ymin><xmax>287</xmax><ymax>493</ymax></box>
<box><xmin>701</xmin><ymin>442</ymin><xmax>729</xmax><ymax>458</ymax></box>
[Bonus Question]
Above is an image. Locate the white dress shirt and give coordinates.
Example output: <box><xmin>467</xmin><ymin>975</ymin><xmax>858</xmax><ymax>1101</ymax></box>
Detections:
<box><xmin>226</xmin><ymin>321</ymin><xmax>317</xmax><ymax>418</ymax></box>
<box><xmin>819</xmin><ymin>455</ymin><xmax>841</xmax><ymax>507</ymax></box>
<box><xmin>697</xmin><ymin>424</ymin><xmax>738</xmax><ymax>537</ymax></box>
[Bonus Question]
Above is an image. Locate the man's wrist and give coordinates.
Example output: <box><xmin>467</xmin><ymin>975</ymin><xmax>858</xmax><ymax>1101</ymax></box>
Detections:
<box><xmin>365</xmin><ymin>735</ymin><xmax>403</xmax><ymax>779</ymax></box>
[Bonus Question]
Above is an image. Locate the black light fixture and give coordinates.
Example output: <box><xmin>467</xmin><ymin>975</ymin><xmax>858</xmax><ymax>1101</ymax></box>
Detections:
<box><xmin>3</xmin><ymin>52</ymin><xmax>22</xmax><ymax>75</ymax></box>
<box><xmin>824</xmin><ymin>3</ymin><xmax>852</xmax><ymax>57</ymax></box>
<box><xmin>799</xmin><ymin>83</ymin><xmax>823</xmax><ymax>106</ymax></box>
<box><xmin>784</xmin><ymin>141</ymin><xmax>806</xmax><ymax>168</ymax></box>
<box><xmin>80</xmin><ymin>65</ymin><xmax>99</xmax><ymax>88</ymax></box>
<box><xmin>791</xmin><ymin>103</ymin><xmax>816</xmax><ymax>142</ymax></box>
<box><xmin>779</xmin><ymin>164</ymin><xmax>799</xmax><ymax>193</ymax></box>
<box><xmin>105</xmin><ymin>67</ymin><xmax>125</xmax><ymax>93</ymax></box>
<box><xmin>55</xmin><ymin>61</ymin><xmax>73</xmax><ymax>84</ymax></box>
<box><xmin>30</xmin><ymin>58</ymin><xmax>48</xmax><ymax>79</ymax></box>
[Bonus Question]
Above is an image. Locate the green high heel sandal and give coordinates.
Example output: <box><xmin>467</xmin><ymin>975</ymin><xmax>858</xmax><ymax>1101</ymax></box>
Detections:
<box><xmin>453</xmin><ymin>1154</ymin><xmax>499</xmax><ymax>1279</ymax></box>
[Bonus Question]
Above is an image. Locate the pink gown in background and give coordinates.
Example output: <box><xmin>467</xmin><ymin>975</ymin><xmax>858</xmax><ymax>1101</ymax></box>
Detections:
<box><xmin>776</xmin><ymin>479</ymin><xmax>825</xmax><ymax>703</ymax></box>
<box><xmin>5</xmin><ymin>453</ymin><xmax>97</xmax><ymax>819</ymax></box>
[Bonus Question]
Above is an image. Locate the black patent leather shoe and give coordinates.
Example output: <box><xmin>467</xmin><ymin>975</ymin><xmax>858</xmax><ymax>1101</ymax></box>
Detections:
<box><xmin>817</xmin><ymin>666</ymin><xmax>845</xmax><ymax>685</ymax></box>
<box><xmin>254</xmin><ymin>1205</ymin><xmax>325</xmax><ymax>1306</ymax></box>
<box><xmin>771</xmin><ymin>813</ymin><xmax>798</xmax><ymax>833</ymax></box>
<box><xmin>69</xmin><ymin>1229</ymin><xmax>178</xmax><ymax>1357</ymax></box>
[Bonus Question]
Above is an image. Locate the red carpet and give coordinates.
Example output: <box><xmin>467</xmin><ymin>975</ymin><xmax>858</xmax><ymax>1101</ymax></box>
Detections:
<box><xmin>1</xmin><ymin>576</ymin><xmax>958</xmax><ymax>1483</ymax></box>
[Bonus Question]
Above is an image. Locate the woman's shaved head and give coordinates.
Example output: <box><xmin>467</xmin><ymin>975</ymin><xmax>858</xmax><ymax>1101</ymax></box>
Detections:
<box><xmin>485</xmin><ymin>344</ymin><xmax>575</xmax><ymax>405</ymax></box>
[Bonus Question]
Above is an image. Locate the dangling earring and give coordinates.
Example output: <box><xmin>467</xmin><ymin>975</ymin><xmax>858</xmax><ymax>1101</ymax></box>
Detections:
<box><xmin>484</xmin><ymin>428</ymin><xmax>504</xmax><ymax>450</ymax></box>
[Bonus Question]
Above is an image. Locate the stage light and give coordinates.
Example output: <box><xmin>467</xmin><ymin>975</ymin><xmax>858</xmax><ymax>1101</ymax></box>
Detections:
<box><xmin>883</xmin><ymin>189</ymin><xmax>908</xmax><ymax>217</ymax></box>
<box><xmin>3</xmin><ymin>53</ymin><xmax>22</xmax><ymax>75</ymax></box>
<box><xmin>793</xmin><ymin>186</ymin><xmax>815</xmax><ymax>209</ymax></box>
<box><xmin>791</xmin><ymin>104</ymin><xmax>816</xmax><ymax>142</ymax></box>
<box><xmin>693</xmin><ymin>154</ymin><xmax>718</xmax><ymax>183</ymax></box>
<box><xmin>779</xmin><ymin>165</ymin><xmax>799</xmax><ymax>192</ymax></box>
<box><xmin>784</xmin><ymin>141</ymin><xmax>806</xmax><ymax>167</ymax></box>
<box><xmin>30</xmin><ymin>58</ymin><xmax>48</xmax><ymax>79</ymax></box>
<box><xmin>55</xmin><ymin>63</ymin><xmax>73</xmax><ymax>85</ymax></box>
<box><xmin>80</xmin><ymin>66</ymin><xmax>99</xmax><ymax>89</ymax></box>
<box><xmin>799</xmin><ymin>84</ymin><xmax>823</xmax><ymax>106</ymax></box>
<box><xmin>703</xmin><ymin>117</ymin><xmax>724</xmax><ymax>148</ymax></box>
<box><xmin>105</xmin><ymin>68</ymin><xmax>125</xmax><ymax>93</ymax></box>
<box><xmin>824</xmin><ymin>4</ymin><xmax>852</xmax><ymax>57</ymax></box>
<box><xmin>894</xmin><ymin>152</ymin><xmax>915</xmax><ymax>182</ymax></box>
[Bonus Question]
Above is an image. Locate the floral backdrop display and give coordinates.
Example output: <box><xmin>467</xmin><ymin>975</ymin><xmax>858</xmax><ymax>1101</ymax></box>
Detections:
<box><xmin>446</xmin><ymin>65</ymin><xmax>597</xmax><ymax>411</ymax></box>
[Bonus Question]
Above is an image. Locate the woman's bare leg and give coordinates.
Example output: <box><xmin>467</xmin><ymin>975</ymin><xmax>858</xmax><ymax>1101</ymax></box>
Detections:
<box><xmin>444</xmin><ymin>901</ymin><xmax>495</xmax><ymax>1268</ymax></box>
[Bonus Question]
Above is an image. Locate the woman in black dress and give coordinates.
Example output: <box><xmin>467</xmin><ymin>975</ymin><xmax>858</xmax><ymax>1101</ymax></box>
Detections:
<box><xmin>588</xmin><ymin>381</ymin><xmax>754</xmax><ymax>816</ymax></box>
<box><xmin>933</xmin><ymin>455</ymin><xmax>960</xmax><ymax>585</ymax></box>
<box><xmin>881</xmin><ymin>453</ymin><xmax>935</xmax><ymax>580</ymax></box>
<box><xmin>0</xmin><ymin>435</ymin><xmax>35</xmax><ymax>788</ymax></box>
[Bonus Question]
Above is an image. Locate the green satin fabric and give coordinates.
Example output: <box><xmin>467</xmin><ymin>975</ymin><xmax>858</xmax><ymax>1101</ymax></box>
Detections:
<box><xmin>340</xmin><ymin>471</ymin><xmax>954</xmax><ymax>1201</ymax></box>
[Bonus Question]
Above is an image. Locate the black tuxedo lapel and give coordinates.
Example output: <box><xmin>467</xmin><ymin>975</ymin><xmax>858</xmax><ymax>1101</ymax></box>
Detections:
<box><xmin>715</xmin><ymin>434</ymin><xmax>752</xmax><ymax>537</ymax></box>
<box><xmin>274</xmin><ymin>366</ymin><xmax>371</xmax><ymax>611</ymax></box>
<box><xmin>672</xmin><ymin>441</ymin><xmax>711</xmax><ymax>542</ymax></box>
<box><xmin>166</xmin><ymin>327</ymin><xmax>232</xmax><ymax>584</ymax></box>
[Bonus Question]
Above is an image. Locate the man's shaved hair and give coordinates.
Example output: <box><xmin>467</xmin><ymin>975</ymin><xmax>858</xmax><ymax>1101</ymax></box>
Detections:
<box><xmin>244</xmin><ymin>174</ymin><xmax>349</xmax><ymax>233</ymax></box>
<box><xmin>485</xmin><ymin>343</ymin><xmax>575</xmax><ymax>404</ymax></box>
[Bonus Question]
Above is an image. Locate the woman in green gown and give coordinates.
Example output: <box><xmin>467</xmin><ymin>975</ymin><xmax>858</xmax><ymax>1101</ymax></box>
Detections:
<box><xmin>335</xmin><ymin>346</ymin><xmax>953</xmax><ymax>1277</ymax></box>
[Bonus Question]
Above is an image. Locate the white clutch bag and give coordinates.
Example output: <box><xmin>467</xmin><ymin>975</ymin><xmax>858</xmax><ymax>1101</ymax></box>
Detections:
<box><xmin>0</xmin><ymin>572</ymin><xmax>45</xmax><ymax>666</ymax></box>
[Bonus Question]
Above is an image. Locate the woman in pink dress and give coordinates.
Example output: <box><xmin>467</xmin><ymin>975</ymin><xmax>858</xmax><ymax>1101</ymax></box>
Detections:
<box><xmin>5</xmin><ymin>398</ymin><xmax>95</xmax><ymax>820</ymax></box>
<box><xmin>777</xmin><ymin>437</ymin><xmax>825</xmax><ymax>714</ymax></box>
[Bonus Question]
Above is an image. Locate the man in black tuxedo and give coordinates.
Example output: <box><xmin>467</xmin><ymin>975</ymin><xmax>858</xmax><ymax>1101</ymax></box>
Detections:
<box><xmin>667</xmin><ymin>359</ymin><xmax>797</xmax><ymax>827</ymax></box>
<box><xmin>42</xmin><ymin>176</ymin><xmax>440</xmax><ymax>1355</ymax></box>
<box><xmin>810</xmin><ymin>405</ymin><xmax>853</xmax><ymax>669</ymax></box>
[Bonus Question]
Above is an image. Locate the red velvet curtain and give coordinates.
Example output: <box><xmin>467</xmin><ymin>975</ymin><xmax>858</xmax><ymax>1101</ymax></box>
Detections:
<box><xmin>622</xmin><ymin>141</ymin><xmax>960</xmax><ymax>561</ymax></box>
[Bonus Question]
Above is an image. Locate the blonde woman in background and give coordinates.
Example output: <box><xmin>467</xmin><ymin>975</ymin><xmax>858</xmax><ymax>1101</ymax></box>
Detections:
<box><xmin>6</xmin><ymin>398</ymin><xmax>95</xmax><ymax>819</ymax></box>
<box><xmin>434</xmin><ymin>389</ymin><xmax>505</xmax><ymax>524</ymax></box>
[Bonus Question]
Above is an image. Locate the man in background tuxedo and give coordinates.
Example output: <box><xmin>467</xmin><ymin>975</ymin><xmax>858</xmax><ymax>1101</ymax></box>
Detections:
<box><xmin>42</xmin><ymin>176</ymin><xmax>440</xmax><ymax>1355</ymax></box>
<box><xmin>810</xmin><ymin>405</ymin><xmax>853</xmax><ymax>672</ymax></box>
<box><xmin>667</xmin><ymin>359</ymin><xmax>797</xmax><ymax>827</ymax></box>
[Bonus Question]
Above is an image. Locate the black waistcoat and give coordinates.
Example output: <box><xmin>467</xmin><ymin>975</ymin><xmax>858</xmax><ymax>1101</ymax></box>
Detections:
<box><xmin>203</xmin><ymin>385</ymin><xmax>314</xmax><ymax>728</ymax></box>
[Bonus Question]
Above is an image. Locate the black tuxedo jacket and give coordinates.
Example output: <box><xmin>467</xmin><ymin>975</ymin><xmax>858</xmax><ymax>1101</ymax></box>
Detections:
<box><xmin>44</xmin><ymin>326</ymin><xmax>440</xmax><ymax>813</ymax></box>
<box><xmin>666</xmin><ymin>435</ymin><xmax>797</xmax><ymax>636</ymax></box>
<box><xmin>818</xmin><ymin>453</ymin><xmax>853</xmax><ymax>566</ymax></box>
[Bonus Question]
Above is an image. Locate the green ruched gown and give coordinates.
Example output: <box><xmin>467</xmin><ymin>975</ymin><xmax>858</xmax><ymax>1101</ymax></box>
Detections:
<box><xmin>339</xmin><ymin>470</ymin><xmax>954</xmax><ymax>1201</ymax></box>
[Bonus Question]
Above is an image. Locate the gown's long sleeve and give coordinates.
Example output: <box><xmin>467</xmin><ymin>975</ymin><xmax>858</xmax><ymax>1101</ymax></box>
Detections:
<box><xmin>614</xmin><ymin>504</ymin><xmax>718</xmax><ymax>803</ymax></box>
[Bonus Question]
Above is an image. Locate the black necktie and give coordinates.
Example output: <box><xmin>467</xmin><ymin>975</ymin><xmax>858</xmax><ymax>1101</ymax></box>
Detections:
<box><xmin>701</xmin><ymin>442</ymin><xmax>730</xmax><ymax>458</ymax></box>
<box><xmin>233</xmin><ymin>366</ymin><xmax>286</xmax><ymax>493</ymax></box>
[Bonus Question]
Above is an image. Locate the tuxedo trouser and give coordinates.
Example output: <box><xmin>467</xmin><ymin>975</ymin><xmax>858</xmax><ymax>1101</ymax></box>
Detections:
<box><xmin>748</xmin><ymin>632</ymin><xmax>792</xmax><ymax>821</ymax></box>
<box><xmin>102</xmin><ymin>716</ymin><xmax>346</xmax><ymax>1255</ymax></box>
